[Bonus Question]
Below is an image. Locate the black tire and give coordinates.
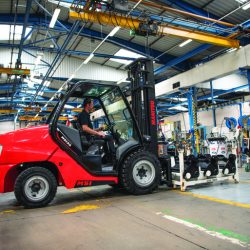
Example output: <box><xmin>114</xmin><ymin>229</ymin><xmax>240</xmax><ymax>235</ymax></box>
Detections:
<box><xmin>119</xmin><ymin>150</ymin><xmax>161</xmax><ymax>195</ymax></box>
<box><xmin>14</xmin><ymin>167</ymin><xmax>57</xmax><ymax>208</ymax></box>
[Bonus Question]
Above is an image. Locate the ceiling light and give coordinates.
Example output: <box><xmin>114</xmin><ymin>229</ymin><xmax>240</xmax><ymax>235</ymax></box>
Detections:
<box><xmin>108</xmin><ymin>26</ymin><xmax>120</xmax><ymax>37</ymax></box>
<box><xmin>117</xmin><ymin>77</ymin><xmax>130</xmax><ymax>85</ymax></box>
<box><xmin>208</xmin><ymin>95</ymin><xmax>218</xmax><ymax>100</ymax></box>
<box><xmin>44</xmin><ymin>81</ymin><xmax>51</xmax><ymax>87</ymax></box>
<box><xmin>68</xmin><ymin>74</ymin><xmax>75</xmax><ymax>81</ymax></box>
<box><xmin>110</xmin><ymin>49</ymin><xmax>144</xmax><ymax>65</ymax></box>
<box><xmin>242</xmin><ymin>2</ymin><xmax>250</xmax><ymax>9</ymax></box>
<box><xmin>179</xmin><ymin>39</ymin><xmax>192</xmax><ymax>47</ymax></box>
<box><xmin>169</xmin><ymin>106</ymin><xmax>188</xmax><ymax>111</ymax></box>
<box><xmin>169</xmin><ymin>97</ymin><xmax>187</xmax><ymax>102</ymax></box>
<box><xmin>49</xmin><ymin>8</ymin><xmax>61</xmax><ymax>28</ymax></box>
<box><xmin>83</xmin><ymin>53</ymin><xmax>94</xmax><ymax>64</ymax></box>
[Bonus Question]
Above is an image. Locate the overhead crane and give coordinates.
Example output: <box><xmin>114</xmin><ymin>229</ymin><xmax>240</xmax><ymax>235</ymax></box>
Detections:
<box><xmin>18</xmin><ymin>116</ymin><xmax>69</xmax><ymax>121</ymax></box>
<box><xmin>0</xmin><ymin>67</ymin><xmax>30</xmax><ymax>76</ymax></box>
<box><xmin>69</xmin><ymin>9</ymin><xmax>240</xmax><ymax>48</ymax></box>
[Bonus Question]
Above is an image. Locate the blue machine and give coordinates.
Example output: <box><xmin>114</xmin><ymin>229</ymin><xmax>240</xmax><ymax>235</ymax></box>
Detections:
<box><xmin>225</xmin><ymin>117</ymin><xmax>237</xmax><ymax>130</ymax></box>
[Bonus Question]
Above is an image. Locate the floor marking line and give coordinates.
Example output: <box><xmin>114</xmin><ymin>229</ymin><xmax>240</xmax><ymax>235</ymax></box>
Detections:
<box><xmin>173</xmin><ymin>190</ymin><xmax>250</xmax><ymax>209</ymax></box>
<box><xmin>0</xmin><ymin>210</ymin><xmax>16</xmax><ymax>215</ymax></box>
<box><xmin>158</xmin><ymin>213</ymin><xmax>249</xmax><ymax>248</ymax></box>
<box><xmin>240</xmin><ymin>180</ymin><xmax>250</xmax><ymax>184</ymax></box>
<box><xmin>62</xmin><ymin>204</ymin><xmax>100</xmax><ymax>214</ymax></box>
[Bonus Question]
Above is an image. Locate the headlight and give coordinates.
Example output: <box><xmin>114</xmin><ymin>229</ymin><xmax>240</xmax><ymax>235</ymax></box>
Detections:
<box><xmin>0</xmin><ymin>145</ymin><xmax>2</xmax><ymax>154</ymax></box>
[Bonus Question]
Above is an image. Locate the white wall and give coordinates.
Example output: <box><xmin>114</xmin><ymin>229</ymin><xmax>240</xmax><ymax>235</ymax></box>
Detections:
<box><xmin>156</xmin><ymin>44</ymin><xmax>250</xmax><ymax>97</ymax></box>
<box><xmin>164</xmin><ymin>101</ymin><xmax>250</xmax><ymax>132</ymax></box>
<box><xmin>0</xmin><ymin>121</ymin><xmax>15</xmax><ymax>134</ymax></box>
<box><xmin>0</xmin><ymin>48</ymin><xmax>127</xmax><ymax>82</ymax></box>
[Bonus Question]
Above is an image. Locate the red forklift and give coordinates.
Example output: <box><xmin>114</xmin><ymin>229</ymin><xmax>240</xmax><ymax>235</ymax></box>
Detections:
<box><xmin>0</xmin><ymin>59</ymin><xmax>171</xmax><ymax>208</ymax></box>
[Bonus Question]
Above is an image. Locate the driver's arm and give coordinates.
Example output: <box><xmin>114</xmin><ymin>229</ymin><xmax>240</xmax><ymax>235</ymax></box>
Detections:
<box><xmin>82</xmin><ymin>125</ymin><xmax>105</xmax><ymax>137</ymax></box>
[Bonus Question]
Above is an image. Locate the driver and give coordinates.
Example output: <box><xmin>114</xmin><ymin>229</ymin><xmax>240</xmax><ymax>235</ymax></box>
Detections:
<box><xmin>78</xmin><ymin>98</ymin><xmax>115</xmax><ymax>163</ymax></box>
<box><xmin>78</xmin><ymin>98</ymin><xmax>105</xmax><ymax>140</ymax></box>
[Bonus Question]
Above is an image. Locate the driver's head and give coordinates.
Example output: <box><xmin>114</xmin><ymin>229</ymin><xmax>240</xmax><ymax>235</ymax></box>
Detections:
<box><xmin>83</xmin><ymin>98</ymin><xmax>94</xmax><ymax>113</ymax></box>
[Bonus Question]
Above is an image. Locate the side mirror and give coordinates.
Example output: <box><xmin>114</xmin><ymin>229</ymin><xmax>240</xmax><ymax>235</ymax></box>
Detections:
<box><xmin>143</xmin><ymin>135</ymin><xmax>151</xmax><ymax>143</ymax></box>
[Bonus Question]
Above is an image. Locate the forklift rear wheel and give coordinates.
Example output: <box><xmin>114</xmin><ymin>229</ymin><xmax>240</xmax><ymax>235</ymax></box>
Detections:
<box><xmin>120</xmin><ymin>150</ymin><xmax>161</xmax><ymax>195</ymax></box>
<box><xmin>14</xmin><ymin>167</ymin><xmax>57</xmax><ymax>208</ymax></box>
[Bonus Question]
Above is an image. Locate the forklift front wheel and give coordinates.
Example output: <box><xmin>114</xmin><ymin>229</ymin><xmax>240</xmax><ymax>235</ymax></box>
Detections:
<box><xmin>120</xmin><ymin>150</ymin><xmax>161</xmax><ymax>195</ymax></box>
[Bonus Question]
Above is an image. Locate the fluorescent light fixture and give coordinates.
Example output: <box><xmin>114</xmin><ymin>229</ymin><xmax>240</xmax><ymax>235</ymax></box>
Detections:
<box><xmin>208</xmin><ymin>95</ymin><xmax>218</xmax><ymax>100</ymax></box>
<box><xmin>179</xmin><ymin>39</ymin><xmax>192</xmax><ymax>47</ymax></box>
<box><xmin>110</xmin><ymin>49</ymin><xmax>144</xmax><ymax>65</ymax></box>
<box><xmin>242</xmin><ymin>2</ymin><xmax>250</xmax><ymax>9</ymax></box>
<box><xmin>235</xmin><ymin>0</ymin><xmax>250</xmax><ymax>9</ymax></box>
<box><xmin>83</xmin><ymin>53</ymin><xmax>94</xmax><ymax>64</ymax></box>
<box><xmin>169</xmin><ymin>97</ymin><xmax>187</xmax><ymax>102</ymax></box>
<box><xmin>44</xmin><ymin>81</ymin><xmax>51</xmax><ymax>87</ymax></box>
<box><xmin>48</xmin><ymin>0</ymin><xmax>71</xmax><ymax>8</ymax></box>
<box><xmin>235</xmin><ymin>0</ymin><xmax>247</xmax><ymax>3</ymax></box>
<box><xmin>49</xmin><ymin>8</ymin><xmax>61</xmax><ymax>28</ymax></box>
<box><xmin>108</xmin><ymin>26</ymin><xmax>120</xmax><ymax>37</ymax></box>
<box><xmin>0</xmin><ymin>25</ymin><xmax>32</xmax><ymax>41</ymax></box>
<box><xmin>169</xmin><ymin>106</ymin><xmax>188</xmax><ymax>111</ymax></box>
<box><xmin>65</xmin><ymin>104</ymin><xmax>74</xmax><ymax>109</ymax></box>
<box><xmin>68</xmin><ymin>74</ymin><xmax>75</xmax><ymax>81</ymax></box>
<box><xmin>117</xmin><ymin>77</ymin><xmax>130</xmax><ymax>85</ymax></box>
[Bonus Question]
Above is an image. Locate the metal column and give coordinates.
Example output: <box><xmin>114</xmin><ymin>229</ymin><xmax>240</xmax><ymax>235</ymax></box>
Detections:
<box><xmin>239</xmin><ymin>103</ymin><xmax>243</xmax><ymax>117</ymax></box>
<box><xmin>210</xmin><ymin>80</ymin><xmax>217</xmax><ymax>127</ymax></box>
<box><xmin>187</xmin><ymin>87</ymin><xmax>198</xmax><ymax>156</ymax></box>
<box><xmin>248</xmin><ymin>69</ymin><xmax>250</xmax><ymax>92</ymax></box>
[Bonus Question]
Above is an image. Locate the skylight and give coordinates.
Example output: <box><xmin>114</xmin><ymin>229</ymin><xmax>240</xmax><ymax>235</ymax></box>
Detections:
<box><xmin>48</xmin><ymin>0</ymin><xmax>72</xmax><ymax>8</ymax></box>
<box><xmin>235</xmin><ymin>0</ymin><xmax>247</xmax><ymax>3</ymax></box>
<box><xmin>169</xmin><ymin>106</ymin><xmax>188</xmax><ymax>111</ymax></box>
<box><xmin>169</xmin><ymin>97</ymin><xmax>187</xmax><ymax>102</ymax></box>
<box><xmin>110</xmin><ymin>49</ymin><xmax>145</xmax><ymax>65</ymax></box>
<box><xmin>0</xmin><ymin>25</ymin><xmax>32</xmax><ymax>41</ymax></box>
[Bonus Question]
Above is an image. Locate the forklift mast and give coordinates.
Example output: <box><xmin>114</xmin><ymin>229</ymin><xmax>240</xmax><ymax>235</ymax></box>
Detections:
<box><xmin>127</xmin><ymin>58</ymin><xmax>158</xmax><ymax>155</ymax></box>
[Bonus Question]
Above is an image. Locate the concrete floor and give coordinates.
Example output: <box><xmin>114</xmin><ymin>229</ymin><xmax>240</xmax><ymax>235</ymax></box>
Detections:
<box><xmin>1</xmin><ymin>173</ymin><xmax>250</xmax><ymax>250</ymax></box>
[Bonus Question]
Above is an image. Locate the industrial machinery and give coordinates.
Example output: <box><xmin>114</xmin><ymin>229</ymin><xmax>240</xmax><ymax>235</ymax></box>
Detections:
<box><xmin>0</xmin><ymin>58</ymin><xmax>170</xmax><ymax>208</ymax></box>
<box><xmin>0</xmin><ymin>80</ymin><xmax>163</xmax><ymax>208</ymax></box>
<box><xmin>172</xmin><ymin>154</ymin><xmax>199</xmax><ymax>180</ymax></box>
<box><xmin>0</xmin><ymin>58</ymin><xmax>241</xmax><ymax>206</ymax></box>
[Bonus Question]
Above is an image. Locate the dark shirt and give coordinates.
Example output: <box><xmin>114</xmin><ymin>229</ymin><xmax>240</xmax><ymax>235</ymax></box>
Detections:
<box><xmin>78</xmin><ymin>110</ymin><xmax>93</xmax><ymax>140</ymax></box>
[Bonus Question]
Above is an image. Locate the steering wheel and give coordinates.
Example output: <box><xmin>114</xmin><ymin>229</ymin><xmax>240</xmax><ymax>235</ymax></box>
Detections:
<box><xmin>105</xmin><ymin>122</ymin><xmax>116</xmax><ymax>132</ymax></box>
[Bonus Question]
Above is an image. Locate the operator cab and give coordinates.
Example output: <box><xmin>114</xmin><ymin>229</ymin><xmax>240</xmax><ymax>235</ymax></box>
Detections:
<box><xmin>49</xmin><ymin>81</ymin><xmax>143</xmax><ymax>176</ymax></box>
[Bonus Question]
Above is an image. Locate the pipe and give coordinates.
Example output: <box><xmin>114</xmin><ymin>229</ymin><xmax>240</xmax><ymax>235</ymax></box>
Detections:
<box><xmin>129</xmin><ymin>0</ymin><xmax>235</xmax><ymax>27</ymax></box>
